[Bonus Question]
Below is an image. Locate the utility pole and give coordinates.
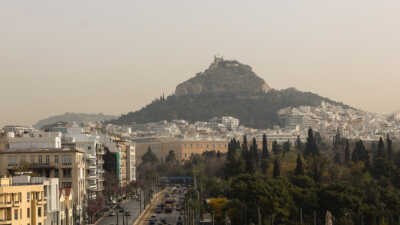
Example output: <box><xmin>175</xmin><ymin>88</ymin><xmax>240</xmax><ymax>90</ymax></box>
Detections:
<box><xmin>116</xmin><ymin>210</ymin><xmax>119</xmax><ymax>225</ymax></box>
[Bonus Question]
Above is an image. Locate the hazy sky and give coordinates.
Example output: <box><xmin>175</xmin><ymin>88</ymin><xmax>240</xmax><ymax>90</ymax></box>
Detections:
<box><xmin>1</xmin><ymin>0</ymin><xmax>400</xmax><ymax>126</ymax></box>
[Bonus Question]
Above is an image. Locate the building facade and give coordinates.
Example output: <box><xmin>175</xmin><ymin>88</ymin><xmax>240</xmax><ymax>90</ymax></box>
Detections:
<box><xmin>0</xmin><ymin>176</ymin><xmax>47</xmax><ymax>225</ymax></box>
<box><xmin>0</xmin><ymin>148</ymin><xmax>86</xmax><ymax>224</ymax></box>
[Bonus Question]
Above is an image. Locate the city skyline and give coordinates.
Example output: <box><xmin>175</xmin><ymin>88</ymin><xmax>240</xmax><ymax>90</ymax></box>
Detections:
<box><xmin>2</xmin><ymin>0</ymin><xmax>400</xmax><ymax>126</ymax></box>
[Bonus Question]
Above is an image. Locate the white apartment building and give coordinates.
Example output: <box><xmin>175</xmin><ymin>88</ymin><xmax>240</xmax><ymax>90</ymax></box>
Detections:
<box><xmin>222</xmin><ymin>116</ymin><xmax>240</xmax><ymax>131</ymax></box>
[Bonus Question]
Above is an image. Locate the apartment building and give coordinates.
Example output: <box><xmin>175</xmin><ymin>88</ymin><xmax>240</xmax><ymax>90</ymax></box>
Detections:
<box><xmin>0</xmin><ymin>176</ymin><xmax>47</xmax><ymax>225</ymax></box>
<box><xmin>103</xmin><ymin>137</ymin><xmax>136</xmax><ymax>190</ymax></box>
<box><xmin>0</xmin><ymin>148</ymin><xmax>86</xmax><ymax>224</ymax></box>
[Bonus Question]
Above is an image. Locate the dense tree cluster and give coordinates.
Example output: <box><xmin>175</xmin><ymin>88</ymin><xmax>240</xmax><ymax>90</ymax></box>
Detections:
<box><xmin>137</xmin><ymin>129</ymin><xmax>400</xmax><ymax>225</ymax></box>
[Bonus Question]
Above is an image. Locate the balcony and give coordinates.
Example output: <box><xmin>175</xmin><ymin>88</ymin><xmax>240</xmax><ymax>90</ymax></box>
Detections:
<box><xmin>87</xmin><ymin>174</ymin><xmax>97</xmax><ymax>180</ymax></box>
<box><xmin>0</xmin><ymin>218</ymin><xmax>12</xmax><ymax>225</ymax></box>
<box><xmin>87</xmin><ymin>184</ymin><xmax>97</xmax><ymax>191</ymax></box>
<box><xmin>96</xmin><ymin>175</ymin><xmax>104</xmax><ymax>181</ymax></box>
<box><xmin>0</xmin><ymin>201</ymin><xmax>12</xmax><ymax>207</ymax></box>
<box><xmin>28</xmin><ymin>163</ymin><xmax>55</xmax><ymax>169</ymax></box>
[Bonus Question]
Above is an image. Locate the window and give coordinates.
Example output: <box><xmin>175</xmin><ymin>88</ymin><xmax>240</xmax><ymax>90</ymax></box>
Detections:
<box><xmin>27</xmin><ymin>208</ymin><xmax>30</xmax><ymax>218</ymax></box>
<box><xmin>190</xmin><ymin>144</ymin><xmax>193</xmax><ymax>148</ymax></box>
<box><xmin>44</xmin><ymin>187</ymin><xmax>47</xmax><ymax>198</ymax></box>
<box><xmin>44</xmin><ymin>204</ymin><xmax>47</xmax><ymax>216</ymax></box>
<box><xmin>14</xmin><ymin>209</ymin><xmax>18</xmax><ymax>220</ymax></box>
<box><xmin>27</xmin><ymin>192</ymin><xmax>30</xmax><ymax>202</ymax></box>
<box><xmin>30</xmin><ymin>155</ymin><xmax>35</xmax><ymax>163</ymax></box>
<box><xmin>7</xmin><ymin>156</ymin><xmax>17</xmax><ymax>166</ymax></box>
<box><xmin>45</xmin><ymin>155</ymin><xmax>50</xmax><ymax>164</ymax></box>
<box><xmin>54</xmin><ymin>155</ymin><xmax>59</xmax><ymax>164</ymax></box>
<box><xmin>39</xmin><ymin>156</ymin><xmax>43</xmax><ymax>164</ymax></box>
<box><xmin>20</xmin><ymin>208</ymin><xmax>22</xmax><ymax>219</ymax></box>
<box><xmin>62</xmin><ymin>156</ymin><xmax>72</xmax><ymax>165</ymax></box>
<box><xmin>38</xmin><ymin>207</ymin><xmax>42</xmax><ymax>217</ymax></box>
<box><xmin>63</xmin><ymin>169</ymin><xmax>72</xmax><ymax>178</ymax></box>
<box><xmin>55</xmin><ymin>169</ymin><xmax>59</xmax><ymax>177</ymax></box>
<box><xmin>21</xmin><ymin>156</ymin><xmax>26</xmax><ymax>163</ymax></box>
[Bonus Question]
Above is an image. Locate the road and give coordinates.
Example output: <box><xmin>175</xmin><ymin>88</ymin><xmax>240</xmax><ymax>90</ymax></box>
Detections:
<box><xmin>138</xmin><ymin>189</ymin><xmax>184</xmax><ymax>225</ymax></box>
<box><xmin>97</xmin><ymin>198</ymin><xmax>143</xmax><ymax>225</ymax></box>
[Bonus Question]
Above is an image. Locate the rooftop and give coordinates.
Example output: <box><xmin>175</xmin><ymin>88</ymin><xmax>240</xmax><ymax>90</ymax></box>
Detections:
<box><xmin>0</xmin><ymin>147</ymin><xmax>84</xmax><ymax>154</ymax></box>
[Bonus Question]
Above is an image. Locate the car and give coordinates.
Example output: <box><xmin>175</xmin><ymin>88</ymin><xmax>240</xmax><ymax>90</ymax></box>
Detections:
<box><xmin>155</xmin><ymin>208</ymin><xmax>162</xmax><ymax>214</ymax></box>
<box><xmin>108</xmin><ymin>211</ymin><xmax>116</xmax><ymax>216</ymax></box>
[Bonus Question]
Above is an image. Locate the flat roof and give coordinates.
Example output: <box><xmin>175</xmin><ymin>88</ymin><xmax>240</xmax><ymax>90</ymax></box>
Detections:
<box><xmin>0</xmin><ymin>147</ymin><xmax>84</xmax><ymax>154</ymax></box>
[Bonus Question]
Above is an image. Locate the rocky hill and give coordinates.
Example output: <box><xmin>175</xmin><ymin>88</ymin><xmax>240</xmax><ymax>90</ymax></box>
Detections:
<box><xmin>175</xmin><ymin>57</ymin><xmax>271</xmax><ymax>96</ymax></box>
<box><xmin>112</xmin><ymin>57</ymin><xmax>351</xmax><ymax>128</ymax></box>
<box><xmin>35</xmin><ymin>112</ymin><xmax>117</xmax><ymax>129</ymax></box>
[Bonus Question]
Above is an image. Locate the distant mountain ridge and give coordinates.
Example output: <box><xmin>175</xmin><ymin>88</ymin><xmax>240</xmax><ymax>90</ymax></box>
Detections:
<box><xmin>35</xmin><ymin>113</ymin><xmax>117</xmax><ymax>129</ymax></box>
<box><xmin>112</xmin><ymin>57</ymin><xmax>351</xmax><ymax>128</ymax></box>
<box><xmin>175</xmin><ymin>57</ymin><xmax>271</xmax><ymax>96</ymax></box>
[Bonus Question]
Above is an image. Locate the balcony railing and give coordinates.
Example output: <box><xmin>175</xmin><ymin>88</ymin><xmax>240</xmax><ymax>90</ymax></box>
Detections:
<box><xmin>0</xmin><ymin>218</ymin><xmax>12</xmax><ymax>224</ymax></box>
<box><xmin>87</xmin><ymin>184</ymin><xmax>97</xmax><ymax>191</ymax></box>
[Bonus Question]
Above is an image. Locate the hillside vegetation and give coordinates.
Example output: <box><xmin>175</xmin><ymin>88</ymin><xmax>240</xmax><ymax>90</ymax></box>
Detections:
<box><xmin>113</xmin><ymin>88</ymin><xmax>349</xmax><ymax>128</ymax></box>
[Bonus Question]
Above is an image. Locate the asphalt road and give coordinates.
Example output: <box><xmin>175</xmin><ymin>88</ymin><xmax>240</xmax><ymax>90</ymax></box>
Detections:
<box><xmin>97</xmin><ymin>198</ymin><xmax>143</xmax><ymax>225</ymax></box>
<box><xmin>140</xmin><ymin>190</ymin><xmax>184</xmax><ymax>225</ymax></box>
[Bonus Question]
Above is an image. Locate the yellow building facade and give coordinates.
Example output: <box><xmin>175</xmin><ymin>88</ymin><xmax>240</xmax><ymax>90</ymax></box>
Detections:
<box><xmin>0</xmin><ymin>177</ymin><xmax>47</xmax><ymax>225</ymax></box>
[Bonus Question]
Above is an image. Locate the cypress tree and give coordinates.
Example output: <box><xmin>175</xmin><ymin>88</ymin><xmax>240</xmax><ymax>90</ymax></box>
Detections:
<box><xmin>387</xmin><ymin>134</ymin><xmax>393</xmax><ymax>160</ymax></box>
<box><xmin>261</xmin><ymin>134</ymin><xmax>269</xmax><ymax>174</ymax></box>
<box><xmin>295</xmin><ymin>135</ymin><xmax>303</xmax><ymax>152</ymax></box>
<box><xmin>305</xmin><ymin>128</ymin><xmax>319</xmax><ymax>157</ymax></box>
<box><xmin>262</xmin><ymin>134</ymin><xmax>269</xmax><ymax>159</ymax></box>
<box><xmin>242</xmin><ymin>135</ymin><xmax>249</xmax><ymax>158</ymax></box>
<box><xmin>252</xmin><ymin>137</ymin><xmax>259</xmax><ymax>167</ymax></box>
<box><xmin>273</xmin><ymin>158</ymin><xmax>280</xmax><ymax>178</ymax></box>
<box><xmin>344</xmin><ymin>139</ymin><xmax>350</xmax><ymax>164</ymax></box>
<box><xmin>294</xmin><ymin>153</ymin><xmax>304</xmax><ymax>175</ymax></box>
<box><xmin>377</xmin><ymin>137</ymin><xmax>385</xmax><ymax>158</ymax></box>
